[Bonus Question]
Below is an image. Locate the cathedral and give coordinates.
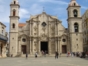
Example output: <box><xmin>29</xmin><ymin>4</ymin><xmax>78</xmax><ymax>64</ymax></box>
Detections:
<box><xmin>9</xmin><ymin>0</ymin><xmax>83</xmax><ymax>57</ymax></box>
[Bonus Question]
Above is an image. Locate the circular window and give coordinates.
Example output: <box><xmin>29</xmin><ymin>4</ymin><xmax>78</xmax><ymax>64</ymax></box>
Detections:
<box><xmin>42</xmin><ymin>22</ymin><xmax>46</xmax><ymax>27</ymax></box>
<box><xmin>62</xmin><ymin>39</ymin><xmax>66</xmax><ymax>42</ymax></box>
<box><xmin>22</xmin><ymin>38</ymin><xmax>26</xmax><ymax>42</ymax></box>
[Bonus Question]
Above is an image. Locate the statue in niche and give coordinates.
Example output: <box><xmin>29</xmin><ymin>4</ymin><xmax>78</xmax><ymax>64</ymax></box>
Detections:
<box><xmin>34</xmin><ymin>26</ymin><xmax>37</xmax><ymax>31</ymax></box>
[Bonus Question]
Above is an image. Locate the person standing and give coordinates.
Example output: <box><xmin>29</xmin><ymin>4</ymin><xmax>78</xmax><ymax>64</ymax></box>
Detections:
<box><xmin>55</xmin><ymin>52</ymin><xmax>58</xmax><ymax>59</ymax></box>
<box><xmin>26</xmin><ymin>53</ymin><xmax>28</xmax><ymax>59</ymax></box>
<box><xmin>35</xmin><ymin>52</ymin><xmax>38</xmax><ymax>58</ymax></box>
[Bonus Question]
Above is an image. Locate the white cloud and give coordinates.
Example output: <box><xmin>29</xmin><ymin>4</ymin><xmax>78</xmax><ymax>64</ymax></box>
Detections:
<box><xmin>29</xmin><ymin>4</ymin><xmax>42</xmax><ymax>15</ymax></box>
<box><xmin>39</xmin><ymin>0</ymin><xmax>68</xmax><ymax>5</ymax></box>
<box><xmin>81</xmin><ymin>6</ymin><xmax>87</xmax><ymax>10</ymax></box>
<box><xmin>0</xmin><ymin>5</ymin><xmax>9</xmax><ymax>23</ymax></box>
<box><xmin>19</xmin><ymin>3</ymin><xmax>42</xmax><ymax>20</ymax></box>
<box><xmin>19</xmin><ymin>8</ymin><xmax>29</xmax><ymax>18</ymax></box>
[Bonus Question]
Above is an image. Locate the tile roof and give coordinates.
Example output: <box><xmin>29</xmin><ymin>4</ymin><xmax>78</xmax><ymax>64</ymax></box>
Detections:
<box><xmin>19</xmin><ymin>23</ymin><xmax>26</xmax><ymax>27</ymax></box>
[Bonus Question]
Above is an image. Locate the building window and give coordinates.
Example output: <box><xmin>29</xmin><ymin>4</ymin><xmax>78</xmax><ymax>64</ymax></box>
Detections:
<box><xmin>62</xmin><ymin>39</ymin><xmax>66</xmax><ymax>42</ymax></box>
<box><xmin>2</xmin><ymin>30</ymin><xmax>3</xmax><ymax>34</ymax></box>
<box><xmin>2</xmin><ymin>27</ymin><xmax>4</xmax><ymax>29</ymax></box>
<box><xmin>74</xmin><ymin>23</ymin><xmax>79</xmax><ymax>32</ymax></box>
<box><xmin>42</xmin><ymin>22</ymin><xmax>47</xmax><ymax>27</ymax></box>
<box><xmin>73</xmin><ymin>9</ymin><xmax>78</xmax><ymax>17</ymax></box>
<box><xmin>13</xmin><ymin>9</ymin><xmax>16</xmax><ymax>16</ymax></box>
<box><xmin>22</xmin><ymin>38</ymin><xmax>26</xmax><ymax>42</ymax></box>
<box><xmin>12</xmin><ymin>23</ymin><xmax>15</xmax><ymax>28</ymax></box>
<box><xmin>74</xmin><ymin>3</ymin><xmax>76</xmax><ymax>6</ymax></box>
<box><xmin>14</xmin><ymin>1</ymin><xmax>16</xmax><ymax>4</ymax></box>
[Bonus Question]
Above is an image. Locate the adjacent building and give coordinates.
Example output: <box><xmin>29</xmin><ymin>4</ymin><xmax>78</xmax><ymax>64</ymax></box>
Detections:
<box><xmin>82</xmin><ymin>10</ymin><xmax>88</xmax><ymax>52</ymax></box>
<box><xmin>0</xmin><ymin>22</ymin><xmax>8</xmax><ymax>57</ymax></box>
<box><xmin>9</xmin><ymin>0</ymin><xmax>83</xmax><ymax>57</ymax></box>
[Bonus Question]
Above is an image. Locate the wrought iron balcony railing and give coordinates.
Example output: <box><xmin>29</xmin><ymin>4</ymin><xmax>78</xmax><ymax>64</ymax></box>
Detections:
<box><xmin>0</xmin><ymin>34</ymin><xmax>8</xmax><ymax>41</ymax></box>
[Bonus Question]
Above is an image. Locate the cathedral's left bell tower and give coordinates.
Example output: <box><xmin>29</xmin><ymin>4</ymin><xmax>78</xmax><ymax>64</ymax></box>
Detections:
<box><xmin>9</xmin><ymin>0</ymin><xmax>20</xmax><ymax>57</ymax></box>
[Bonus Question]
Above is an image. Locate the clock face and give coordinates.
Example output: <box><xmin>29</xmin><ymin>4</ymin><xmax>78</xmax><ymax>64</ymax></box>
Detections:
<box><xmin>42</xmin><ymin>22</ymin><xmax>46</xmax><ymax>27</ymax></box>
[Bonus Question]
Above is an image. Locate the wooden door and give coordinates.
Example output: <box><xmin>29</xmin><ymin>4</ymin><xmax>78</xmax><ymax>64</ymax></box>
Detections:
<box><xmin>21</xmin><ymin>45</ymin><xmax>26</xmax><ymax>54</ymax></box>
<box><xmin>62</xmin><ymin>45</ymin><xmax>67</xmax><ymax>53</ymax></box>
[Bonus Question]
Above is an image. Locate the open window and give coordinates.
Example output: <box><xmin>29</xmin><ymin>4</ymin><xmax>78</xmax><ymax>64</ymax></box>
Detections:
<box><xmin>14</xmin><ymin>1</ymin><xmax>16</xmax><ymax>4</ymax></box>
<box><xmin>74</xmin><ymin>3</ymin><xmax>76</xmax><ymax>6</ymax></box>
<box><xmin>12</xmin><ymin>23</ymin><xmax>15</xmax><ymax>28</ymax></box>
<box><xmin>74</xmin><ymin>23</ymin><xmax>79</xmax><ymax>32</ymax></box>
<box><xmin>13</xmin><ymin>9</ymin><xmax>16</xmax><ymax>16</ymax></box>
<box><xmin>73</xmin><ymin>9</ymin><xmax>78</xmax><ymax>17</ymax></box>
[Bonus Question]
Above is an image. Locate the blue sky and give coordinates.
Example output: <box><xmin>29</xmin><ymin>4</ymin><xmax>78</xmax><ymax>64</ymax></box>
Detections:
<box><xmin>0</xmin><ymin>0</ymin><xmax>88</xmax><ymax>32</ymax></box>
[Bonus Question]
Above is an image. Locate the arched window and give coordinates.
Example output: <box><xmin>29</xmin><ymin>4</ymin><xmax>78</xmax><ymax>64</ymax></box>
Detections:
<box><xmin>73</xmin><ymin>9</ymin><xmax>78</xmax><ymax>17</ymax></box>
<box><xmin>13</xmin><ymin>9</ymin><xmax>16</xmax><ymax>16</ymax></box>
<box><xmin>14</xmin><ymin>1</ymin><xmax>16</xmax><ymax>4</ymax></box>
<box><xmin>12</xmin><ymin>23</ymin><xmax>15</xmax><ymax>28</ymax></box>
<box><xmin>74</xmin><ymin>23</ymin><xmax>79</xmax><ymax>32</ymax></box>
<box><xmin>74</xmin><ymin>3</ymin><xmax>76</xmax><ymax>6</ymax></box>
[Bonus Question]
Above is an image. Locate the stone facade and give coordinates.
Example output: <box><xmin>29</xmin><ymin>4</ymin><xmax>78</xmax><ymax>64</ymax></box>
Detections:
<box><xmin>82</xmin><ymin>10</ymin><xmax>88</xmax><ymax>52</ymax></box>
<box><xmin>9</xmin><ymin>0</ymin><xmax>83</xmax><ymax>57</ymax></box>
<box><xmin>0</xmin><ymin>22</ymin><xmax>8</xmax><ymax>58</ymax></box>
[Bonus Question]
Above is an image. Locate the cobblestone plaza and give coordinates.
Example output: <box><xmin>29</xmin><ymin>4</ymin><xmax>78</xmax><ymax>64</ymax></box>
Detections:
<box><xmin>0</xmin><ymin>57</ymin><xmax>88</xmax><ymax>66</ymax></box>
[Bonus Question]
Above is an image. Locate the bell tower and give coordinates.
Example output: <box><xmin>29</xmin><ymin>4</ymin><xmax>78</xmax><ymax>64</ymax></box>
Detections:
<box><xmin>9</xmin><ymin>0</ymin><xmax>20</xmax><ymax>56</ymax></box>
<box><xmin>67</xmin><ymin>0</ymin><xmax>83</xmax><ymax>52</ymax></box>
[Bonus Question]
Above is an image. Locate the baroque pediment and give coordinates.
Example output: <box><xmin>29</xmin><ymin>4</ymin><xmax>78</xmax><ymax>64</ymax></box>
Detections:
<box><xmin>27</xmin><ymin>12</ymin><xmax>62</xmax><ymax>23</ymax></box>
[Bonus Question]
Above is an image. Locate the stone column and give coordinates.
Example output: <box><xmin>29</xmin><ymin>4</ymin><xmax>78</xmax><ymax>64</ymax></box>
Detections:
<box><xmin>38</xmin><ymin>40</ymin><xmax>41</xmax><ymax>54</ymax></box>
<box><xmin>48</xmin><ymin>40</ymin><xmax>51</xmax><ymax>55</ymax></box>
<box><xmin>55</xmin><ymin>39</ymin><xmax>57</xmax><ymax>52</ymax></box>
<box><xmin>27</xmin><ymin>40</ymin><xmax>30</xmax><ymax>54</ymax></box>
<box><xmin>17</xmin><ymin>40</ymin><xmax>20</xmax><ymax>55</ymax></box>
<box><xmin>30</xmin><ymin>38</ymin><xmax>33</xmax><ymax>54</ymax></box>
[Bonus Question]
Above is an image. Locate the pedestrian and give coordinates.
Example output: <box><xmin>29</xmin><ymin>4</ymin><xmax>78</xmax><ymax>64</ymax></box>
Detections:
<box><xmin>55</xmin><ymin>52</ymin><xmax>58</xmax><ymax>59</ymax></box>
<box><xmin>35</xmin><ymin>52</ymin><xmax>38</xmax><ymax>58</ymax></box>
<box><xmin>44</xmin><ymin>51</ymin><xmax>46</xmax><ymax>57</ymax></box>
<box><xmin>26</xmin><ymin>53</ymin><xmax>28</xmax><ymax>59</ymax></box>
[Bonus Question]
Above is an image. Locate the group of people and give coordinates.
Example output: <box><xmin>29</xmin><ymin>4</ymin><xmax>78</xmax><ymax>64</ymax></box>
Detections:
<box><xmin>26</xmin><ymin>52</ymin><xmax>38</xmax><ymax>59</ymax></box>
<box><xmin>67</xmin><ymin>51</ymin><xmax>88</xmax><ymax>58</ymax></box>
<box><xmin>25</xmin><ymin>51</ymin><xmax>60</xmax><ymax>59</ymax></box>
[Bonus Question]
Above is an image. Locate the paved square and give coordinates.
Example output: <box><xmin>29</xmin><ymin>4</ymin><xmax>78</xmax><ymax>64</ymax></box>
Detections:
<box><xmin>0</xmin><ymin>57</ymin><xmax>88</xmax><ymax>66</ymax></box>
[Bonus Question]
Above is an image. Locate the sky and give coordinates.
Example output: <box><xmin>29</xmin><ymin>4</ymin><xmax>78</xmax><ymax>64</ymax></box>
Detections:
<box><xmin>0</xmin><ymin>0</ymin><xmax>88</xmax><ymax>33</ymax></box>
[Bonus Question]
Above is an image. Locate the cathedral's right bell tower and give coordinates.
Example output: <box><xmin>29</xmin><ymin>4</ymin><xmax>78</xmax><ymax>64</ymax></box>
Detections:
<box><xmin>67</xmin><ymin>0</ymin><xmax>83</xmax><ymax>52</ymax></box>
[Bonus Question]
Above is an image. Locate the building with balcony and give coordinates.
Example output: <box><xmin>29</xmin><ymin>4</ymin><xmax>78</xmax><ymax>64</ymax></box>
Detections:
<box><xmin>82</xmin><ymin>10</ymin><xmax>88</xmax><ymax>52</ymax></box>
<box><xmin>0</xmin><ymin>22</ymin><xmax>8</xmax><ymax>57</ymax></box>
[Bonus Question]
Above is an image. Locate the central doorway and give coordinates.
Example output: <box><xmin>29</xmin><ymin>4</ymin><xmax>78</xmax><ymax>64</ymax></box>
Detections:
<box><xmin>21</xmin><ymin>45</ymin><xmax>26</xmax><ymax>54</ymax></box>
<box><xmin>41</xmin><ymin>42</ymin><xmax>48</xmax><ymax>54</ymax></box>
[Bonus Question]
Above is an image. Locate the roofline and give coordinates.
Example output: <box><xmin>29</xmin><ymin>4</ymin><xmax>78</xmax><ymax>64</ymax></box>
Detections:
<box><xmin>0</xmin><ymin>22</ymin><xmax>6</xmax><ymax>27</ymax></box>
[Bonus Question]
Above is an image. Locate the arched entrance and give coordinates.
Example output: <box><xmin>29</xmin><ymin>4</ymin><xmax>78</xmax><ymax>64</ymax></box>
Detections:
<box><xmin>41</xmin><ymin>42</ymin><xmax>48</xmax><ymax>54</ymax></box>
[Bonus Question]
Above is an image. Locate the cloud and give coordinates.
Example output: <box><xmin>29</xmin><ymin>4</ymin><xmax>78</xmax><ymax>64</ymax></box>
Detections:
<box><xmin>0</xmin><ymin>5</ymin><xmax>10</xmax><ymax>23</ymax></box>
<box><xmin>29</xmin><ymin>4</ymin><xmax>42</xmax><ymax>15</ymax></box>
<box><xmin>19</xmin><ymin>3</ymin><xmax>42</xmax><ymax>20</ymax></box>
<box><xmin>81</xmin><ymin>6</ymin><xmax>87</xmax><ymax>10</ymax></box>
<box><xmin>39</xmin><ymin>0</ymin><xmax>68</xmax><ymax>5</ymax></box>
<box><xmin>19</xmin><ymin>8</ymin><xmax>29</xmax><ymax>18</ymax></box>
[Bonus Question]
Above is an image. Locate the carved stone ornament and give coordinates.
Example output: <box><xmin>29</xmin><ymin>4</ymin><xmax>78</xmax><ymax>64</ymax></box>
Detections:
<box><xmin>34</xmin><ymin>26</ymin><xmax>37</xmax><ymax>31</ymax></box>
